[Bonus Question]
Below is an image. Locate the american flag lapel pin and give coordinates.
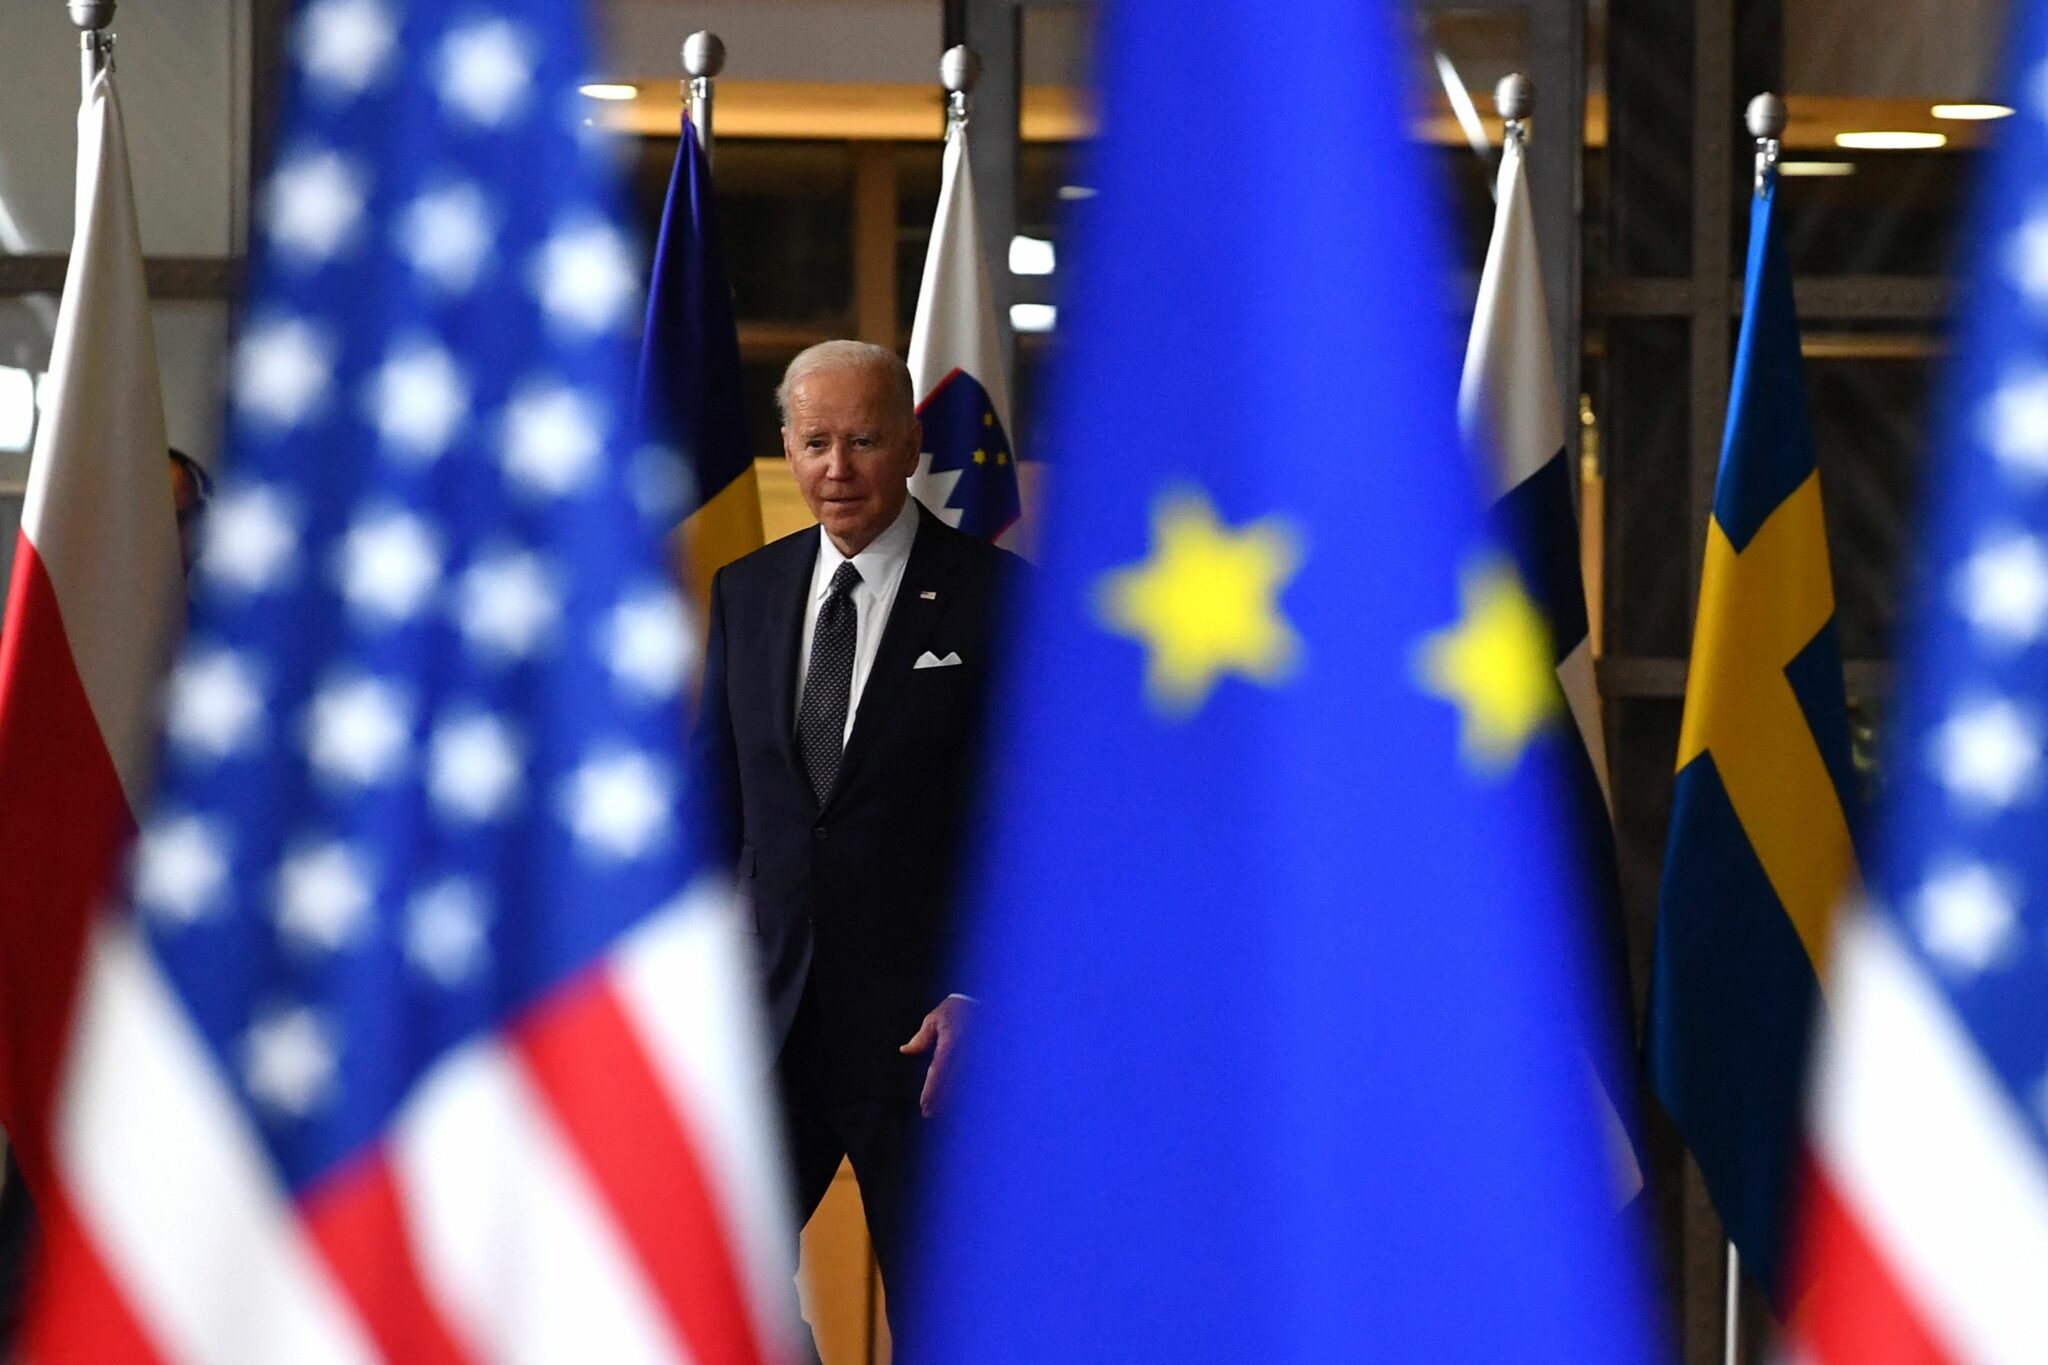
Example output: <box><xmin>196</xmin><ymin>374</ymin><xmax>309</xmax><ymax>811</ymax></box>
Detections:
<box><xmin>920</xmin><ymin>590</ymin><xmax>938</xmax><ymax>600</ymax></box>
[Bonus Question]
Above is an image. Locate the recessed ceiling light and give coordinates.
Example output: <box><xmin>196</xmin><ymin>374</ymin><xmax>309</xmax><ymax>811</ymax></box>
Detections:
<box><xmin>1835</xmin><ymin>131</ymin><xmax>1947</xmax><ymax>150</ymax></box>
<box><xmin>1009</xmin><ymin>236</ymin><xmax>1056</xmax><ymax>276</ymax></box>
<box><xmin>579</xmin><ymin>83</ymin><xmax>639</xmax><ymax>102</ymax></box>
<box><xmin>1057</xmin><ymin>185</ymin><xmax>1098</xmax><ymax>201</ymax></box>
<box><xmin>0</xmin><ymin>367</ymin><xmax>34</xmax><ymax>454</ymax></box>
<box><xmin>1010</xmin><ymin>304</ymin><xmax>1057</xmax><ymax>334</ymax></box>
<box><xmin>1778</xmin><ymin>160</ymin><xmax>1857</xmax><ymax>177</ymax></box>
<box><xmin>1932</xmin><ymin>103</ymin><xmax>2015</xmax><ymax>121</ymax></box>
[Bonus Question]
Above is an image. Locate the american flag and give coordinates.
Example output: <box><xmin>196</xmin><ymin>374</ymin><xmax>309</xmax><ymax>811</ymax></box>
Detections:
<box><xmin>24</xmin><ymin>1</ymin><xmax>794</xmax><ymax>1361</ymax></box>
<box><xmin>1788</xmin><ymin>7</ymin><xmax>2048</xmax><ymax>1358</ymax></box>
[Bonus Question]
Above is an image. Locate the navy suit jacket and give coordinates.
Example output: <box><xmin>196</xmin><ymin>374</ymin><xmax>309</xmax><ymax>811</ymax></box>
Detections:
<box><xmin>695</xmin><ymin>500</ymin><xmax>1022</xmax><ymax>1099</ymax></box>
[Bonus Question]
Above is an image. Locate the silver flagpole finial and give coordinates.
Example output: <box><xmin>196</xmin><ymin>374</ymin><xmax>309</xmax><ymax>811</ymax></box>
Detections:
<box><xmin>1747</xmin><ymin>92</ymin><xmax>1787</xmax><ymax>195</ymax></box>
<box><xmin>681</xmin><ymin>31</ymin><xmax>725</xmax><ymax>158</ymax></box>
<box><xmin>941</xmin><ymin>45</ymin><xmax>981</xmax><ymax>129</ymax></box>
<box><xmin>69</xmin><ymin>0</ymin><xmax>116</xmax><ymax>93</ymax></box>
<box><xmin>1494</xmin><ymin>72</ymin><xmax>1534</xmax><ymax>149</ymax></box>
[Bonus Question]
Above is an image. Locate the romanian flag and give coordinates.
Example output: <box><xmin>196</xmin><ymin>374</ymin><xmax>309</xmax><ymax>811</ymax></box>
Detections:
<box><xmin>1645</xmin><ymin>158</ymin><xmax>1863</xmax><ymax>1301</ymax></box>
<box><xmin>637</xmin><ymin>117</ymin><xmax>762</xmax><ymax>611</ymax></box>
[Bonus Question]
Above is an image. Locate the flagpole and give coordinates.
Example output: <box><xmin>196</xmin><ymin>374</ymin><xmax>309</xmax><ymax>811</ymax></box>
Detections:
<box><xmin>1496</xmin><ymin>72</ymin><xmax>1533</xmax><ymax>159</ymax></box>
<box><xmin>1715</xmin><ymin>98</ymin><xmax>1787</xmax><ymax>1365</ymax></box>
<box><xmin>941</xmin><ymin>43</ymin><xmax>981</xmax><ymax>133</ymax></box>
<box><xmin>681</xmin><ymin>30</ymin><xmax>724</xmax><ymax>161</ymax></box>
<box><xmin>1747</xmin><ymin>91</ymin><xmax>1786</xmax><ymax>195</ymax></box>
<box><xmin>68</xmin><ymin>0</ymin><xmax>116</xmax><ymax>96</ymax></box>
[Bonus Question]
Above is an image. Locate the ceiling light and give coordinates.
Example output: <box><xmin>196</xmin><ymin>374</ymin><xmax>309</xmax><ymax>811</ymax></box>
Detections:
<box><xmin>1932</xmin><ymin>103</ymin><xmax>2015</xmax><ymax>121</ymax></box>
<box><xmin>1778</xmin><ymin>160</ymin><xmax>1857</xmax><ymax>177</ymax></box>
<box><xmin>578</xmin><ymin>83</ymin><xmax>639</xmax><ymax>102</ymax></box>
<box><xmin>1057</xmin><ymin>185</ymin><xmax>1097</xmax><ymax>201</ymax></box>
<box><xmin>1009</xmin><ymin>236</ymin><xmax>1056</xmax><ymax>276</ymax></box>
<box><xmin>1010</xmin><ymin>304</ymin><xmax>1057</xmax><ymax>334</ymax></box>
<box><xmin>1834</xmin><ymin>131</ymin><xmax>1947</xmax><ymax>150</ymax></box>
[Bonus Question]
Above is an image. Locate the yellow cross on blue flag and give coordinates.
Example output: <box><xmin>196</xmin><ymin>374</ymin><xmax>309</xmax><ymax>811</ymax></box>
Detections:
<box><xmin>1646</xmin><ymin>151</ymin><xmax>1863</xmax><ymax>1305</ymax></box>
<box><xmin>907</xmin><ymin>1</ymin><xmax>1660</xmax><ymax>1359</ymax></box>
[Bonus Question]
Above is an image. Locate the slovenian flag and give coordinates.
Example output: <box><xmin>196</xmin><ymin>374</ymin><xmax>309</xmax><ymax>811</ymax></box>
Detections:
<box><xmin>908</xmin><ymin>118</ymin><xmax>1024</xmax><ymax>546</ymax></box>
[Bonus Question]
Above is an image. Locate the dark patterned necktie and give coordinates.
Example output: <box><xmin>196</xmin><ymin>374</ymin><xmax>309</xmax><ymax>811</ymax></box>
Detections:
<box><xmin>796</xmin><ymin>560</ymin><xmax>862</xmax><ymax>802</ymax></box>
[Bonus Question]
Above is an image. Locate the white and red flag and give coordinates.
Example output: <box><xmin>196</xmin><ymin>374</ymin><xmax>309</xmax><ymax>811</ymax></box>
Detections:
<box><xmin>22</xmin><ymin>0</ymin><xmax>795</xmax><ymax>1360</ymax></box>
<box><xmin>907</xmin><ymin>118</ymin><xmax>1025</xmax><ymax>547</ymax></box>
<box><xmin>0</xmin><ymin>63</ymin><xmax>184</xmax><ymax>1192</ymax></box>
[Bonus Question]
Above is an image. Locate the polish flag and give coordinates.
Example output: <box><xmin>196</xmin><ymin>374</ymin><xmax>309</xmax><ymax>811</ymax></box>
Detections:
<box><xmin>0</xmin><ymin>65</ymin><xmax>183</xmax><ymax>1190</ymax></box>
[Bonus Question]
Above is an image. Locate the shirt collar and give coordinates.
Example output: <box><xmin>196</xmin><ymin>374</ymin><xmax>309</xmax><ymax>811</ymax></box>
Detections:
<box><xmin>814</xmin><ymin>495</ymin><xmax>919</xmax><ymax>600</ymax></box>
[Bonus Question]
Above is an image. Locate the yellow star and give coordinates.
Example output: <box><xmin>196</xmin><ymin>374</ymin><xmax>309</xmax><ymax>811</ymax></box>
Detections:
<box><xmin>983</xmin><ymin>411</ymin><xmax>994</xmax><ymax>427</ymax></box>
<box><xmin>1096</xmin><ymin>488</ymin><xmax>1305</xmax><ymax>718</ymax></box>
<box><xmin>1413</xmin><ymin>558</ymin><xmax>1558</xmax><ymax>774</ymax></box>
<box><xmin>996</xmin><ymin>450</ymin><xmax>1010</xmax><ymax>465</ymax></box>
<box><xmin>973</xmin><ymin>448</ymin><xmax>987</xmax><ymax>464</ymax></box>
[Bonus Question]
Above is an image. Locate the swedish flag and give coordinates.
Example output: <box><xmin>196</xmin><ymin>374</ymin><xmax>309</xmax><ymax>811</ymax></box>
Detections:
<box><xmin>1646</xmin><ymin>163</ymin><xmax>1864</xmax><ymax>1301</ymax></box>
<box><xmin>908</xmin><ymin>1</ymin><xmax>1658</xmax><ymax>1358</ymax></box>
<box><xmin>636</xmin><ymin>116</ymin><xmax>763</xmax><ymax>610</ymax></box>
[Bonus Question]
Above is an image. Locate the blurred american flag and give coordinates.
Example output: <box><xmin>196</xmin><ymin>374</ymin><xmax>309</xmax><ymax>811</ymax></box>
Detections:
<box><xmin>24</xmin><ymin>2</ymin><xmax>793</xmax><ymax>1360</ymax></box>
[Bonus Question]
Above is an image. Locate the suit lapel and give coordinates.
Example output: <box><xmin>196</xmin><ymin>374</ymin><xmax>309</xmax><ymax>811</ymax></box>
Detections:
<box><xmin>827</xmin><ymin>506</ymin><xmax>957</xmax><ymax>809</ymax></box>
<box><xmin>764</xmin><ymin>530</ymin><xmax>818</xmax><ymax>776</ymax></box>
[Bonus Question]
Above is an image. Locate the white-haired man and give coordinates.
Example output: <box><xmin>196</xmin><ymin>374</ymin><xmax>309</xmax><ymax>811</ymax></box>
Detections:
<box><xmin>694</xmin><ymin>340</ymin><xmax>1024</xmax><ymax>1345</ymax></box>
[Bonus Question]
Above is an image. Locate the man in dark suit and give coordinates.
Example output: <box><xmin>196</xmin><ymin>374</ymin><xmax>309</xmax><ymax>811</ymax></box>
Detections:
<box><xmin>694</xmin><ymin>340</ymin><xmax>1021</xmax><ymax>1341</ymax></box>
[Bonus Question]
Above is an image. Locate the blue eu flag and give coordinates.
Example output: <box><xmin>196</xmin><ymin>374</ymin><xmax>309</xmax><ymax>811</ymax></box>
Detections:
<box><xmin>909</xmin><ymin>1</ymin><xmax>1661</xmax><ymax>1360</ymax></box>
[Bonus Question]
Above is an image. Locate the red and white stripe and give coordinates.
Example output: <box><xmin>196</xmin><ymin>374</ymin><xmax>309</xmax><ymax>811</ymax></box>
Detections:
<box><xmin>0</xmin><ymin>67</ymin><xmax>184</xmax><ymax>1188</ymax></box>
<box><xmin>27</xmin><ymin>882</ymin><xmax>796</xmax><ymax>1365</ymax></box>
<box><xmin>1789</xmin><ymin>910</ymin><xmax>2048</xmax><ymax>1364</ymax></box>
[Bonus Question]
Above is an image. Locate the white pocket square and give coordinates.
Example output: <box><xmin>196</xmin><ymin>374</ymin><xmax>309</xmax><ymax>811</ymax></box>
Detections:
<box><xmin>914</xmin><ymin>651</ymin><xmax>963</xmax><ymax>669</ymax></box>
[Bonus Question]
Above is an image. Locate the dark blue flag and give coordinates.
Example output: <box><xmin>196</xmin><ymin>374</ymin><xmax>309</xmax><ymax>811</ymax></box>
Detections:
<box><xmin>638</xmin><ymin>115</ymin><xmax>763</xmax><ymax>608</ymax></box>
<box><xmin>1646</xmin><ymin>161</ymin><xmax>1862</xmax><ymax>1302</ymax></box>
<box><xmin>909</xmin><ymin>1</ymin><xmax>1661</xmax><ymax>1359</ymax></box>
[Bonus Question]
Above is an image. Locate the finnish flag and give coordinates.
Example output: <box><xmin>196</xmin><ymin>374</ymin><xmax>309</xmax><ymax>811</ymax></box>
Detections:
<box><xmin>1460</xmin><ymin>124</ymin><xmax>1644</xmax><ymax>1208</ymax></box>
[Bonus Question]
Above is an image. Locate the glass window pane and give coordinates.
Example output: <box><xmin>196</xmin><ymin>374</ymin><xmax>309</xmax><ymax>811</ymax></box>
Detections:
<box><xmin>0</xmin><ymin>294</ymin><xmax>229</xmax><ymax>472</ymax></box>
<box><xmin>0</xmin><ymin>1</ymin><xmax>248</xmax><ymax>257</ymax></box>
<box><xmin>741</xmin><ymin>353</ymin><xmax>797</xmax><ymax>464</ymax></box>
<box><xmin>896</xmin><ymin>141</ymin><xmax>943</xmax><ymax>334</ymax></box>
<box><xmin>156</xmin><ymin>301</ymin><xmax>232</xmax><ymax>471</ymax></box>
<box><xmin>1805</xmin><ymin>336</ymin><xmax>1933</xmax><ymax>661</ymax></box>
<box><xmin>622</xmin><ymin>137</ymin><xmax>854</xmax><ymax>327</ymax></box>
<box><xmin>1766</xmin><ymin>0</ymin><xmax>2011</xmax><ymax>275</ymax></box>
<box><xmin>1590</xmin><ymin>317</ymin><xmax>1694</xmax><ymax>657</ymax></box>
<box><xmin>0</xmin><ymin>295</ymin><xmax>224</xmax><ymax>605</ymax></box>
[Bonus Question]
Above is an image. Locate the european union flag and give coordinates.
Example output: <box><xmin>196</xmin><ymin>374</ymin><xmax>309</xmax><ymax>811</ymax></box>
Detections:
<box><xmin>638</xmin><ymin>114</ymin><xmax>763</xmax><ymax>608</ymax></box>
<box><xmin>1646</xmin><ymin>154</ymin><xmax>1863</xmax><ymax>1303</ymax></box>
<box><xmin>909</xmin><ymin>1</ymin><xmax>1659</xmax><ymax>1359</ymax></box>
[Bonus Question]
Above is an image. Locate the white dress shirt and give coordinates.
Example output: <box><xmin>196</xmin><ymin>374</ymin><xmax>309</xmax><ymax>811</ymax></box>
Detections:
<box><xmin>795</xmin><ymin>496</ymin><xmax>919</xmax><ymax>744</ymax></box>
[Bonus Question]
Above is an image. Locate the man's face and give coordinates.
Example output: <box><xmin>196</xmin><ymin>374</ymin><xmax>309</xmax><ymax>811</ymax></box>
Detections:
<box><xmin>782</xmin><ymin>364</ymin><xmax>921</xmax><ymax>556</ymax></box>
